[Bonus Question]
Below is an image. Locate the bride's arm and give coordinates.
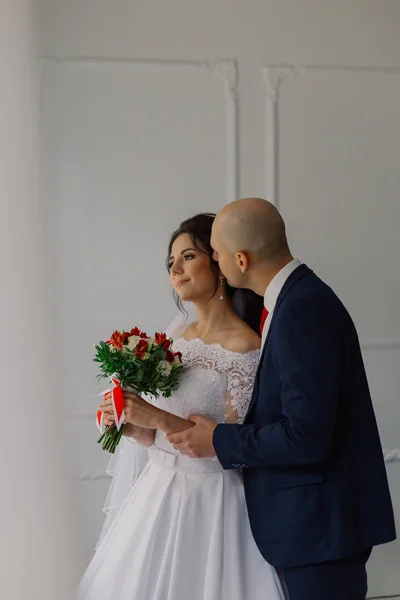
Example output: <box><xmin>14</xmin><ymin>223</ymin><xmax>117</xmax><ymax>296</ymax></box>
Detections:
<box><xmin>156</xmin><ymin>409</ymin><xmax>195</xmax><ymax>435</ymax></box>
<box><xmin>121</xmin><ymin>390</ymin><xmax>195</xmax><ymax>434</ymax></box>
<box><xmin>123</xmin><ymin>423</ymin><xmax>156</xmax><ymax>447</ymax></box>
<box><xmin>101</xmin><ymin>391</ymin><xmax>195</xmax><ymax>438</ymax></box>
<box><xmin>123</xmin><ymin>393</ymin><xmax>195</xmax><ymax>435</ymax></box>
<box><xmin>102</xmin><ymin>412</ymin><xmax>156</xmax><ymax>447</ymax></box>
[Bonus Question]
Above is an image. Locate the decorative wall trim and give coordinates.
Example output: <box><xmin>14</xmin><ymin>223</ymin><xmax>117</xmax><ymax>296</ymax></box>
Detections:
<box><xmin>207</xmin><ymin>60</ymin><xmax>240</xmax><ymax>202</ymax></box>
<box><xmin>40</xmin><ymin>56</ymin><xmax>239</xmax><ymax>206</ymax></box>
<box><xmin>73</xmin><ymin>472</ymin><xmax>110</xmax><ymax>482</ymax></box>
<box><xmin>263</xmin><ymin>66</ymin><xmax>299</xmax><ymax>104</ymax></box>
<box><xmin>262</xmin><ymin>66</ymin><xmax>304</xmax><ymax>208</ymax></box>
<box><xmin>368</xmin><ymin>596</ymin><xmax>400</xmax><ymax>600</ymax></box>
<box><xmin>73</xmin><ymin>447</ymin><xmax>400</xmax><ymax>481</ymax></box>
<box><xmin>262</xmin><ymin>64</ymin><xmax>400</xmax><ymax>207</ymax></box>
<box><xmin>361</xmin><ymin>342</ymin><xmax>400</xmax><ymax>351</ymax></box>
<box><xmin>384</xmin><ymin>449</ymin><xmax>400</xmax><ymax>463</ymax></box>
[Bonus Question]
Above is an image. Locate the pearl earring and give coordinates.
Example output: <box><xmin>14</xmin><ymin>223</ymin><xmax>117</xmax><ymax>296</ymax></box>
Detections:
<box><xmin>219</xmin><ymin>275</ymin><xmax>225</xmax><ymax>300</ymax></box>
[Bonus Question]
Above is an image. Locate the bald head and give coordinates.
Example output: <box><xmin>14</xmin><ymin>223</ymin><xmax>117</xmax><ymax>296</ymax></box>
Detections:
<box><xmin>214</xmin><ymin>198</ymin><xmax>290</xmax><ymax>262</ymax></box>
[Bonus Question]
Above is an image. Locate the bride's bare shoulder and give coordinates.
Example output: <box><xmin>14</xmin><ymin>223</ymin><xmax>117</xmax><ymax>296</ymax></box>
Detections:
<box><xmin>178</xmin><ymin>322</ymin><xmax>198</xmax><ymax>341</ymax></box>
<box><xmin>223</xmin><ymin>325</ymin><xmax>261</xmax><ymax>354</ymax></box>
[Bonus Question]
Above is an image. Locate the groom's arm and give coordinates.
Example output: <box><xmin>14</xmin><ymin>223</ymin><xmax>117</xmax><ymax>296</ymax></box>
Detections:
<box><xmin>213</xmin><ymin>294</ymin><xmax>344</xmax><ymax>469</ymax></box>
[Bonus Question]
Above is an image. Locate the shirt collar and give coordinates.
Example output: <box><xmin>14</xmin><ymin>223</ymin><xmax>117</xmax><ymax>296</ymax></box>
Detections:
<box><xmin>264</xmin><ymin>259</ymin><xmax>302</xmax><ymax>312</ymax></box>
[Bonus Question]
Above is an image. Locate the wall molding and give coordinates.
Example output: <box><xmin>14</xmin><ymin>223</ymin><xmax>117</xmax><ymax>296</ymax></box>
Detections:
<box><xmin>73</xmin><ymin>447</ymin><xmax>400</xmax><ymax>481</ymax></box>
<box><xmin>207</xmin><ymin>60</ymin><xmax>240</xmax><ymax>202</ymax></box>
<box><xmin>40</xmin><ymin>56</ymin><xmax>239</xmax><ymax>206</ymax></box>
<box><xmin>263</xmin><ymin>66</ymin><xmax>301</xmax><ymax>103</ymax></box>
<box><xmin>361</xmin><ymin>342</ymin><xmax>400</xmax><ymax>351</ymax></box>
<box><xmin>73</xmin><ymin>472</ymin><xmax>110</xmax><ymax>482</ymax></box>
<box><xmin>262</xmin><ymin>66</ymin><xmax>303</xmax><ymax>208</ymax></box>
<box><xmin>368</xmin><ymin>596</ymin><xmax>400</xmax><ymax>600</ymax></box>
<box><xmin>384</xmin><ymin>449</ymin><xmax>400</xmax><ymax>463</ymax></box>
<box><xmin>262</xmin><ymin>64</ymin><xmax>400</xmax><ymax>207</ymax></box>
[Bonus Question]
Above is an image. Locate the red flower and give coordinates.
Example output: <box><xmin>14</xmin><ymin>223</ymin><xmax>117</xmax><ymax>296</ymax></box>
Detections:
<box><xmin>155</xmin><ymin>332</ymin><xmax>171</xmax><ymax>350</ymax></box>
<box><xmin>129</xmin><ymin>327</ymin><xmax>141</xmax><ymax>337</ymax></box>
<box><xmin>166</xmin><ymin>350</ymin><xmax>175</xmax><ymax>363</ymax></box>
<box><xmin>135</xmin><ymin>339</ymin><xmax>149</xmax><ymax>359</ymax></box>
<box><xmin>108</xmin><ymin>331</ymin><xmax>128</xmax><ymax>350</ymax></box>
<box><xmin>140</xmin><ymin>331</ymin><xmax>148</xmax><ymax>339</ymax></box>
<box><xmin>174</xmin><ymin>351</ymin><xmax>183</xmax><ymax>363</ymax></box>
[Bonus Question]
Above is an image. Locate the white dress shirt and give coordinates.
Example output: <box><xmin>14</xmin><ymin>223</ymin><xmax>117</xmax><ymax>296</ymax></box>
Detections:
<box><xmin>261</xmin><ymin>259</ymin><xmax>302</xmax><ymax>348</ymax></box>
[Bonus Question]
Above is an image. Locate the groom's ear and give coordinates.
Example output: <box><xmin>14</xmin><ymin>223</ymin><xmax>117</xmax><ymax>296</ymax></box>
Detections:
<box><xmin>235</xmin><ymin>251</ymin><xmax>250</xmax><ymax>274</ymax></box>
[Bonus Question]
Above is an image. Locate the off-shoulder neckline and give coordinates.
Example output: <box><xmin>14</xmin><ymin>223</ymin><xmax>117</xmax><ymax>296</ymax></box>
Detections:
<box><xmin>174</xmin><ymin>337</ymin><xmax>260</xmax><ymax>357</ymax></box>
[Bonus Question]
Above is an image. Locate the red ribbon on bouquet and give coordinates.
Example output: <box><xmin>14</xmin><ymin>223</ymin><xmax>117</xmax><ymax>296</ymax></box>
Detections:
<box><xmin>96</xmin><ymin>409</ymin><xmax>105</xmax><ymax>434</ymax></box>
<box><xmin>96</xmin><ymin>375</ymin><xmax>126</xmax><ymax>434</ymax></box>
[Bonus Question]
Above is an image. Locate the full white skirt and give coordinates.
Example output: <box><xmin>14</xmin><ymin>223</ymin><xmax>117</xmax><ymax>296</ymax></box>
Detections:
<box><xmin>78</xmin><ymin>448</ymin><xmax>284</xmax><ymax>600</ymax></box>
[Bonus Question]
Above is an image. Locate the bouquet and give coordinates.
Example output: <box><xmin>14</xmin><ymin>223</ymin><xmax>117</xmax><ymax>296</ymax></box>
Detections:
<box><xmin>94</xmin><ymin>327</ymin><xmax>183</xmax><ymax>453</ymax></box>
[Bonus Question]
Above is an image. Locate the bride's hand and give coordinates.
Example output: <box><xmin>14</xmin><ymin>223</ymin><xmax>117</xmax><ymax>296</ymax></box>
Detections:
<box><xmin>122</xmin><ymin>390</ymin><xmax>162</xmax><ymax>429</ymax></box>
<box><xmin>100</xmin><ymin>391</ymin><xmax>162</xmax><ymax>430</ymax></box>
<box><xmin>100</xmin><ymin>396</ymin><xmax>148</xmax><ymax>439</ymax></box>
<box><xmin>100</xmin><ymin>393</ymin><xmax>115</xmax><ymax>426</ymax></box>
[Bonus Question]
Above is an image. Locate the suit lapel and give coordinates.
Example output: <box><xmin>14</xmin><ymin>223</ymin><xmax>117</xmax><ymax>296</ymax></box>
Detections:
<box><xmin>259</xmin><ymin>264</ymin><xmax>312</xmax><ymax>363</ymax></box>
<box><xmin>246</xmin><ymin>264</ymin><xmax>312</xmax><ymax>418</ymax></box>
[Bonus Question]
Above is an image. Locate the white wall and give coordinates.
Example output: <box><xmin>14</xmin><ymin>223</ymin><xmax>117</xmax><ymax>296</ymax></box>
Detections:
<box><xmin>38</xmin><ymin>1</ymin><xmax>400</xmax><ymax>597</ymax></box>
<box><xmin>0</xmin><ymin>0</ymin><xmax>80</xmax><ymax>597</ymax></box>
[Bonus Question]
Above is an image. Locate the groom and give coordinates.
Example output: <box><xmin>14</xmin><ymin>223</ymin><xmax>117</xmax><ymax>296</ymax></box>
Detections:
<box><xmin>167</xmin><ymin>198</ymin><xmax>396</xmax><ymax>600</ymax></box>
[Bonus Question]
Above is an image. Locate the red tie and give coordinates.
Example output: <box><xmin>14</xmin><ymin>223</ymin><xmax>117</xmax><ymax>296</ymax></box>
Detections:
<box><xmin>260</xmin><ymin>307</ymin><xmax>269</xmax><ymax>335</ymax></box>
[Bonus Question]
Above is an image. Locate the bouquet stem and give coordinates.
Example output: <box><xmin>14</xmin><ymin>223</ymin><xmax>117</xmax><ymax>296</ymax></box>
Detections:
<box><xmin>97</xmin><ymin>423</ymin><xmax>125</xmax><ymax>454</ymax></box>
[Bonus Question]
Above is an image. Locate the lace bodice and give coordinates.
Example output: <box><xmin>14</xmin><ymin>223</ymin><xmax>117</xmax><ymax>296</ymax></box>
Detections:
<box><xmin>153</xmin><ymin>337</ymin><xmax>260</xmax><ymax>454</ymax></box>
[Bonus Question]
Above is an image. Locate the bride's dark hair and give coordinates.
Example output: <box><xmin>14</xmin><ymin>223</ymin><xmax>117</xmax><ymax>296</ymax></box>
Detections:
<box><xmin>167</xmin><ymin>213</ymin><xmax>264</xmax><ymax>334</ymax></box>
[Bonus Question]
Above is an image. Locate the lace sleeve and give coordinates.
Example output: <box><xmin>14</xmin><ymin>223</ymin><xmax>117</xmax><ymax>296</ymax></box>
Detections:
<box><xmin>225</xmin><ymin>350</ymin><xmax>260</xmax><ymax>424</ymax></box>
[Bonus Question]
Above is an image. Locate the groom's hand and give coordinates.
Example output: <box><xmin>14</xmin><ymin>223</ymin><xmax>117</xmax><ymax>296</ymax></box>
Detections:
<box><xmin>167</xmin><ymin>415</ymin><xmax>217</xmax><ymax>458</ymax></box>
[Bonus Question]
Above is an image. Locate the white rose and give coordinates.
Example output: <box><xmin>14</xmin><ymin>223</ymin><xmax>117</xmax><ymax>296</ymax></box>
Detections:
<box><xmin>126</xmin><ymin>335</ymin><xmax>140</xmax><ymax>351</ymax></box>
<box><xmin>157</xmin><ymin>360</ymin><xmax>172</xmax><ymax>377</ymax></box>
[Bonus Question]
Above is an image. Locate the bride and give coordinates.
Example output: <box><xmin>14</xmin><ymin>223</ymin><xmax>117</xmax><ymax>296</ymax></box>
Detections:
<box><xmin>78</xmin><ymin>213</ymin><xmax>285</xmax><ymax>600</ymax></box>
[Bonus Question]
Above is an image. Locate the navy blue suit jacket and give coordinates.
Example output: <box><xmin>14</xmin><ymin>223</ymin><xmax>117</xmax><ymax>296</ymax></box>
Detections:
<box><xmin>213</xmin><ymin>265</ymin><xmax>396</xmax><ymax>568</ymax></box>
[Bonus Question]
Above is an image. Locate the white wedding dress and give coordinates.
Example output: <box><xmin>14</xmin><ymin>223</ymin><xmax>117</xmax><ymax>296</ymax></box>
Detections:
<box><xmin>78</xmin><ymin>337</ymin><xmax>285</xmax><ymax>600</ymax></box>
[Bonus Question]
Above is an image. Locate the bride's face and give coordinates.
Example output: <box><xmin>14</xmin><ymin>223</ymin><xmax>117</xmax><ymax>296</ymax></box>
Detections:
<box><xmin>168</xmin><ymin>233</ymin><xmax>217</xmax><ymax>303</ymax></box>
